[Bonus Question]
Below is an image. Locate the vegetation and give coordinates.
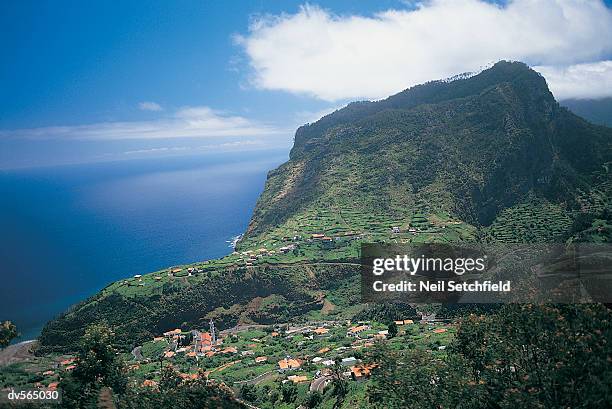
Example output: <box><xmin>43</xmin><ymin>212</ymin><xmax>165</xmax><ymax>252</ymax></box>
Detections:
<box><xmin>0</xmin><ymin>321</ymin><xmax>18</xmax><ymax>348</ymax></box>
<box><xmin>367</xmin><ymin>304</ymin><xmax>612</xmax><ymax>409</ymax></box>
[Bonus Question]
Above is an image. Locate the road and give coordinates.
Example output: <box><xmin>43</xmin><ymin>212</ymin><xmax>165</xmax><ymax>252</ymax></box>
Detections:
<box><xmin>310</xmin><ymin>375</ymin><xmax>332</xmax><ymax>393</ymax></box>
<box><xmin>131</xmin><ymin>346</ymin><xmax>143</xmax><ymax>361</ymax></box>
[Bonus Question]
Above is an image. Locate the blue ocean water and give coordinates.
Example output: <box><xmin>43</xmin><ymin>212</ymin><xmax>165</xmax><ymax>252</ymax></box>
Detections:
<box><xmin>0</xmin><ymin>150</ymin><xmax>287</xmax><ymax>341</ymax></box>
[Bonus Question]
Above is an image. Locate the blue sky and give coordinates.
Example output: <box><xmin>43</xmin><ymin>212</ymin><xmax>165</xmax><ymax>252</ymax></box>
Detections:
<box><xmin>2</xmin><ymin>0</ymin><xmax>612</xmax><ymax>169</ymax></box>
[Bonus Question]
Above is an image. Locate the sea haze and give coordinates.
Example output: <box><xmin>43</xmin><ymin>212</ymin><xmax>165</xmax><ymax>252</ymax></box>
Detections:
<box><xmin>0</xmin><ymin>150</ymin><xmax>287</xmax><ymax>341</ymax></box>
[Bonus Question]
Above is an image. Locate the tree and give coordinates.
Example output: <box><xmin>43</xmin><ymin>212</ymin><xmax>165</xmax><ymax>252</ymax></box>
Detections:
<box><xmin>159</xmin><ymin>365</ymin><xmax>181</xmax><ymax>392</ymax></box>
<box><xmin>60</xmin><ymin>323</ymin><xmax>127</xmax><ymax>408</ymax></box>
<box><xmin>281</xmin><ymin>382</ymin><xmax>298</xmax><ymax>403</ymax></box>
<box><xmin>0</xmin><ymin>321</ymin><xmax>18</xmax><ymax>348</ymax></box>
<box><xmin>330</xmin><ymin>360</ymin><xmax>349</xmax><ymax>409</ymax></box>
<box><xmin>240</xmin><ymin>384</ymin><xmax>258</xmax><ymax>402</ymax></box>
<box><xmin>387</xmin><ymin>321</ymin><xmax>398</xmax><ymax>338</ymax></box>
<box><xmin>305</xmin><ymin>391</ymin><xmax>323</xmax><ymax>408</ymax></box>
<box><xmin>72</xmin><ymin>323</ymin><xmax>127</xmax><ymax>393</ymax></box>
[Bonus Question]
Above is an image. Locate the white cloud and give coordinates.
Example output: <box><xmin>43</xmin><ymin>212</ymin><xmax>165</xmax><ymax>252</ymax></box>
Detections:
<box><xmin>122</xmin><ymin>140</ymin><xmax>263</xmax><ymax>155</ymax></box>
<box><xmin>535</xmin><ymin>60</ymin><xmax>612</xmax><ymax>100</ymax></box>
<box><xmin>0</xmin><ymin>106</ymin><xmax>287</xmax><ymax>140</ymax></box>
<box><xmin>237</xmin><ymin>0</ymin><xmax>612</xmax><ymax>101</ymax></box>
<box><xmin>138</xmin><ymin>101</ymin><xmax>163</xmax><ymax>111</ymax></box>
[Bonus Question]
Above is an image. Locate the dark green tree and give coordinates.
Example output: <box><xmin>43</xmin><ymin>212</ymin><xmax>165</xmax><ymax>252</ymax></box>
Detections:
<box><xmin>60</xmin><ymin>323</ymin><xmax>127</xmax><ymax>408</ymax></box>
<box><xmin>387</xmin><ymin>321</ymin><xmax>398</xmax><ymax>338</ymax></box>
<box><xmin>330</xmin><ymin>360</ymin><xmax>349</xmax><ymax>409</ymax></box>
<box><xmin>0</xmin><ymin>321</ymin><xmax>18</xmax><ymax>348</ymax></box>
<box><xmin>305</xmin><ymin>390</ymin><xmax>323</xmax><ymax>408</ymax></box>
<box><xmin>240</xmin><ymin>384</ymin><xmax>258</xmax><ymax>402</ymax></box>
<box><xmin>281</xmin><ymin>382</ymin><xmax>298</xmax><ymax>403</ymax></box>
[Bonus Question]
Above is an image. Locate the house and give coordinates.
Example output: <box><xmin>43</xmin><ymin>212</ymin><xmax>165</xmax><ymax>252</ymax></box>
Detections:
<box><xmin>311</xmin><ymin>233</ymin><xmax>325</xmax><ymax>239</ymax></box>
<box><xmin>142</xmin><ymin>379</ymin><xmax>158</xmax><ymax>388</ymax></box>
<box><xmin>278</xmin><ymin>358</ymin><xmax>301</xmax><ymax>372</ymax></box>
<box><xmin>163</xmin><ymin>328</ymin><xmax>182</xmax><ymax>337</ymax></box>
<box><xmin>287</xmin><ymin>375</ymin><xmax>308</xmax><ymax>384</ymax></box>
<box><xmin>164</xmin><ymin>351</ymin><xmax>175</xmax><ymax>358</ymax></box>
<box><xmin>194</xmin><ymin>330</ymin><xmax>213</xmax><ymax>352</ymax></box>
<box><xmin>312</xmin><ymin>357</ymin><xmax>323</xmax><ymax>363</ymax></box>
<box><xmin>42</xmin><ymin>370</ymin><xmax>54</xmax><ymax>376</ymax></box>
<box><xmin>48</xmin><ymin>382</ymin><xmax>59</xmax><ymax>390</ymax></box>
<box><xmin>318</xmin><ymin>347</ymin><xmax>331</xmax><ymax>354</ymax></box>
<box><xmin>279</xmin><ymin>244</ymin><xmax>297</xmax><ymax>254</ymax></box>
<box><xmin>134</xmin><ymin>274</ymin><xmax>142</xmax><ymax>279</ymax></box>
<box><xmin>65</xmin><ymin>365</ymin><xmax>76</xmax><ymax>371</ymax></box>
<box><xmin>220</xmin><ymin>347</ymin><xmax>237</xmax><ymax>354</ymax></box>
<box><xmin>313</xmin><ymin>327</ymin><xmax>329</xmax><ymax>335</ymax></box>
<box><xmin>341</xmin><ymin>357</ymin><xmax>358</xmax><ymax>366</ymax></box>
<box><xmin>186</xmin><ymin>352</ymin><xmax>197</xmax><ymax>358</ymax></box>
<box><xmin>391</xmin><ymin>226</ymin><xmax>401</xmax><ymax>233</ymax></box>
<box><xmin>270</xmin><ymin>332</ymin><xmax>280</xmax><ymax>337</ymax></box>
<box><xmin>350</xmin><ymin>364</ymin><xmax>377</xmax><ymax>381</ymax></box>
<box><xmin>322</xmin><ymin>359</ymin><xmax>335</xmax><ymax>366</ymax></box>
<box><xmin>179</xmin><ymin>373</ymin><xmax>199</xmax><ymax>381</ymax></box>
<box><xmin>347</xmin><ymin>325</ymin><xmax>369</xmax><ymax>337</ymax></box>
<box><xmin>60</xmin><ymin>358</ymin><xmax>75</xmax><ymax>366</ymax></box>
<box><xmin>241</xmin><ymin>350</ymin><xmax>254</xmax><ymax>356</ymax></box>
<box><xmin>255</xmin><ymin>356</ymin><xmax>268</xmax><ymax>363</ymax></box>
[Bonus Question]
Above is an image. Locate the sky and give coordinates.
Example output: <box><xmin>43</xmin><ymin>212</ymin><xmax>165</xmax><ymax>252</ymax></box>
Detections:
<box><xmin>2</xmin><ymin>0</ymin><xmax>612</xmax><ymax>169</ymax></box>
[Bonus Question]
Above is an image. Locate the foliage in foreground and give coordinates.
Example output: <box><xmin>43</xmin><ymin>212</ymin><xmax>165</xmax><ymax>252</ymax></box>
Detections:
<box><xmin>0</xmin><ymin>321</ymin><xmax>18</xmax><ymax>348</ymax></box>
<box><xmin>367</xmin><ymin>304</ymin><xmax>612</xmax><ymax>409</ymax></box>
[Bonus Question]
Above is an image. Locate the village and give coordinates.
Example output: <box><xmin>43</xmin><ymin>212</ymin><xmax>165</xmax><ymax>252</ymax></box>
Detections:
<box><xmin>0</xmin><ymin>315</ymin><xmax>454</xmax><ymax>407</ymax></box>
<box><xmin>122</xmin><ymin>316</ymin><xmax>454</xmax><ymax>399</ymax></box>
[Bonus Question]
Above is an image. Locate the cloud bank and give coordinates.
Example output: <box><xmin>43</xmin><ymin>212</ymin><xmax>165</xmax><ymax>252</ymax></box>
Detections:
<box><xmin>1</xmin><ymin>106</ymin><xmax>286</xmax><ymax>140</ymax></box>
<box><xmin>237</xmin><ymin>0</ymin><xmax>612</xmax><ymax>101</ymax></box>
<box><xmin>535</xmin><ymin>60</ymin><xmax>612</xmax><ymax>100</ymax></box>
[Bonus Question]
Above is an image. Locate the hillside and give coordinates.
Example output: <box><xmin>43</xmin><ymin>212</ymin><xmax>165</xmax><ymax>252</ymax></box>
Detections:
<box><xmin>38</xmin><ymin>61</ymin><xmax>611</xmax><ymax>353</ymax></box>
<box><xmin>243</xmin><ymin>61</ymin><xmax>611</xmax><ymax>242</ymax></box>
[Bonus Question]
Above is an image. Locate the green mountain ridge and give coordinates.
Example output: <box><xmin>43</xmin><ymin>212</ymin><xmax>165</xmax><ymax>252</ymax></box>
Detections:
<box><xmin>244</xmin><ymin>61</ymin><xmax>610</xmax><ymax>240</ymax></box>
<box><xmin>38</xmin><ymin>61</ymin><xmax>612</xmax><ymax>353</ymax></box>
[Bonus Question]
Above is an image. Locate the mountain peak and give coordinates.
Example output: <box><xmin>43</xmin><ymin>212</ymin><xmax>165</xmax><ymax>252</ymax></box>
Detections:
<box><xmin>291</xmin><ymin>61</ymin><xmax>553</xmax><ymax>158</ymax></box>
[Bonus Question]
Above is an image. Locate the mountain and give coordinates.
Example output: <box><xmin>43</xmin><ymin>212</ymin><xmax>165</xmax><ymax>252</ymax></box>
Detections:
<box><xmin>243</xmin><ymin>61</ymin><xmax>610</xmax><ymax>243</ymax></box>
<box><xmin>38</xmin><ymin>61</ymin><xmax>612</xmax><ymax>352</ymax></box>
<box><xmin>562</xmin><ymin>97</ymin><xmax>612</xmax><ymax>127</ymax></box>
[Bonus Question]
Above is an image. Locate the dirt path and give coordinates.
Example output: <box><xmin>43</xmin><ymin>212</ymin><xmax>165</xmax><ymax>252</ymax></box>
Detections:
<box><xmin>0</xmin><ymin>340</ymin><xmax>36</xmax><ymax>367</ymax></box>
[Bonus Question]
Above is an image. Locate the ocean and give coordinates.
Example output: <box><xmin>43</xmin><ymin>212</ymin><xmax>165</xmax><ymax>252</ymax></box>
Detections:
<box><xmin>0</xmin><ymin>150</ymin><xmax>287</xmax><ymax>342</ymax></box>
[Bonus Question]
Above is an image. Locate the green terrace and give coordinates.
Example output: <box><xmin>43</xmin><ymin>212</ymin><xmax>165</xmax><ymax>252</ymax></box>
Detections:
<box><xmin>102</xmin><ymin>209</ymin><xmax>476</xmax><ymax>298</ymax></box>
